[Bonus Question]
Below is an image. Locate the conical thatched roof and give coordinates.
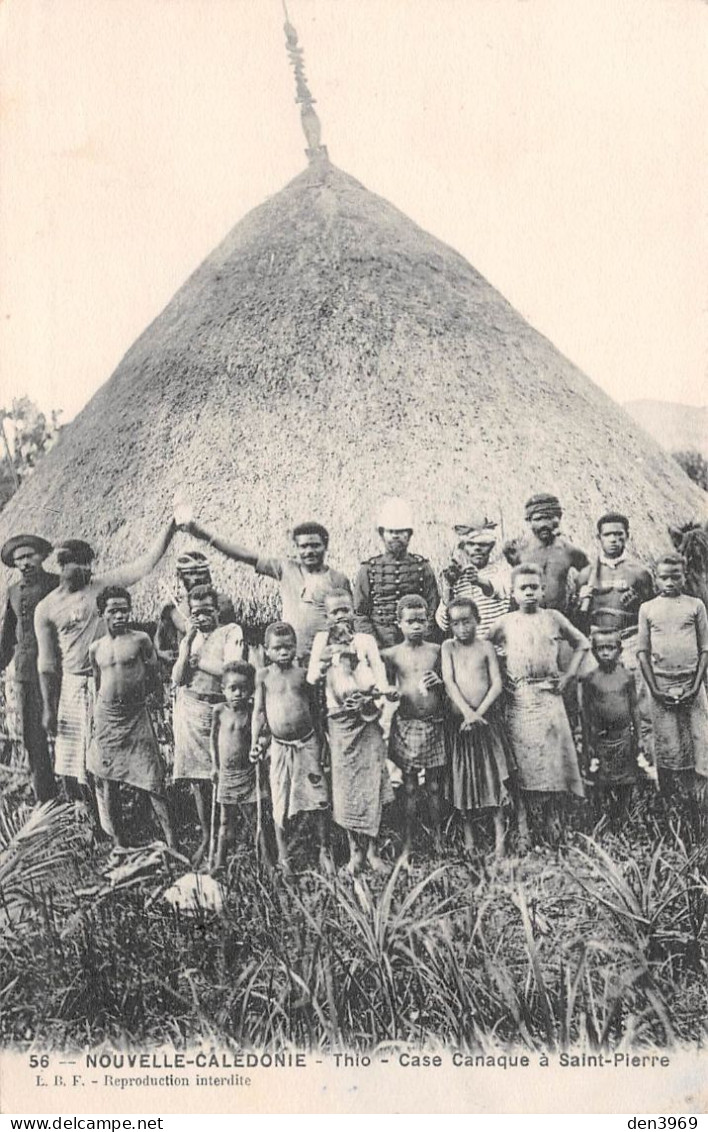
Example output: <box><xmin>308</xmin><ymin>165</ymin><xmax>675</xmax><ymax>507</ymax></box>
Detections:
<box><xmin>0</xmin><ymin>160</ymin><xmax>704</xmax><ymax>619</ymax></box>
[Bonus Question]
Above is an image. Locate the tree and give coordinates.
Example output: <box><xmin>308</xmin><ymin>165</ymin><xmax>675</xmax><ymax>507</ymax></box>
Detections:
<box><xmin>0</xmin><ymin>398</ymin><xmax>63</xmax><ymax>511</ymax></box>
<box><xmin>673</xmin><ymin>449</ymin><xmax>708</xmax><ymax>492</ymax></box>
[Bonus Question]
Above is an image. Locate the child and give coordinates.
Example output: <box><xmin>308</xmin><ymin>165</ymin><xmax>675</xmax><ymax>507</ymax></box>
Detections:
<box><xmin>251</xmin><ymin>622</ymin><xmax>330</xmax><ymax>874</ymax></box>
<box><xmin>637</xmin><ymin>554</ymin><xmax>708</xmax><ymax>826</ymax></box>
<box><xmin>210</xmin><ymin>661</ymin><xmax>269</xmax><ymax>872</ymax></box>
<box><xmin>441</xmin><ymin>596</ymin><xmax>511</xmax><ymax>856</ymax></box>
<box><xmin>307</xmin><ymin>590</ymin><xmax>397</xmax><ymax>874</ymax></box>
<box><xmin>489</xmin><ymin>564</ymin><xmax>589</xmax><ymax>849</ymax></box>
<box><xmin>580</xmin><ymin>629</ymin><xmax>642</xmax><ymax>827</ymax></box>
<box><xmin>382</xmin><ymin>595</ymin><xmax>446</xmax><ymax>862</ymax></box>
<box><xmin>88</xmin><ymin>586</ymin><xmax>176</xmax><ymax>856</ymax></box>
<box><xmin>172</xmin><ymin>585</ymin><xmax>245</xmax><ymax>866</ymax></box>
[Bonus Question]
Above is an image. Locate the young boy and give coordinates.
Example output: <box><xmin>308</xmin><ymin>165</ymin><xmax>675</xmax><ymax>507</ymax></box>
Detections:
<box><xmin>251</xmin><ymin>622</ymin><xmax>330</xmax><ymax>874</ymax></box>
<box><xmin>172</xmin><ymin>585</ymin><xmax>245</xmax><ymax>865</ymax></box>
<box><xmin>489</xmin><ymin>564</ymin><xmax>589</xmax><ymax>849</ymax></box>
<box><xmin>637</xmin><ymin>554</ymin><xmax>708</xmax><ymax>826</ymax></box>
<box><xmin>382</xmin><ymin>595</ymin><xmax>446</xmax><ymax>862</ymax></box>
<box><xmin>580</xmin><ymin>629</ymin><xmax>642</xmax><ymax>827</ymax></box>
<box><xmin>441</xmin><ymin>597</ymin><xmax>511</xmax><ymax>856</ymax></box>
<box><xmin>210</xmin><ymin>660</ymin><xmax>268</xmax><ymax>872</ymax></box>
<box><xmin>307</xmin><ymin>590</ymin><xmax>397</xmax><ymax>874</ymax></box>
<box><xmin>88</xmin><ymin>586</ymin><xmax>176</xmax><ymax>856</ymax></box>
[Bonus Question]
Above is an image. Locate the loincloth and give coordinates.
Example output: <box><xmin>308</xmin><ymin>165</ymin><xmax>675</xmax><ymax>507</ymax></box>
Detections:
<box><xmin>172</xmin><ymin>687</ymin><xmax>218</xmax><ymax>781</ymax></box>
<box><xmin>268</xmin><ymin>730</ymin><xmax>328</xmax><ymax>828</ymax></box>
<box><xmin>89</xmin><ymin>697</ymin><xmax>165</xmax><ymax>795</ymax></box>
<box><xmin>328</xmin><ymin>710</ymin><xmax>393</xmax><ymax>837</ymax></box>
<box><xmin>593</xmin><ymin>725</ymin><xmax>637</xmax><ymax>785</ymax></box>
<box><xmin>389</xmin><ymin>714</ymin><xmax>446</xmax><ymax>773</ymax></box>
<box><xmin>55</xmin><ymin>672</ymin><xmax>95</xmax><ymax>785</ymax></box>
<box><xmin>651</xmin><ymin>670</ymin><xmax>708</xmax><ymax>778</ymax></box>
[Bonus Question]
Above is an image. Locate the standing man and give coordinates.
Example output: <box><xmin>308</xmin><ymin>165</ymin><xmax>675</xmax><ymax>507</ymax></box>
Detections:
<box><xmin>577</xmin><ymin>512</ymin><xmax>654</xmax><ymax>751</ymax></box>
<box><xmin>0</xmin><ymin>535</ymin><xmax>59</xmax><ymax>802</ymax></box>
<box><xmin>505</xmin><ymin>493</ymin><xmax>589</xmax><ymax>617</ymax></box>
<box><xmin>353</xmin><ymin>498</ymin><xmax>440</xmax><ymax>648</ymax></box>
<box><xmin>184</xmin><ymin>519</ymin><xmax>350</xmax><ymax>664</ymax></box>
<box><xmin>34</xmin><ymin>520</ymin><xmax>177</xmax><ymax>802</ymax></box>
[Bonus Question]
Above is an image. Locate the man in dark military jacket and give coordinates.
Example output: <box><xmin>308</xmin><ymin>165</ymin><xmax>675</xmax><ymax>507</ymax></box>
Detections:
<box><xmin>0</xmin><ymin>534</ymin><xmax>59</xmax><ymax>802</ymax></box>
<box><xmin>353</xmin><ymin>498</ymin><xmax>440</xmax><ymax>648</ymax></box>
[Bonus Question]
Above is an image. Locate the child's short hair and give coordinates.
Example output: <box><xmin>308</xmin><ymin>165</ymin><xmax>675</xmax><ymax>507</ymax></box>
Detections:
<box><xmin>293</xmin><ymin>522</ymin><xmax>329</xmax><ymax>548</ymax></box>
<box><xmin>221</xmin><ymin>660</ymin><xmax>256</xmax><ymax>690</ymax></box>
<box><xmin>265</xmin><ymin>621</ymin><xmax>297</xmax><ymax>645</ymax></box>
<box><xmin>511</xmin><ymin>563</ymin><xmax>543</xmax><ymax>584</ymax></box>
<box><xmin>656</xmin><ymin>553</ymin><xmax>686</xmax><ymax>571</ymax></box>
<box><xmin>597</xmin><ymin>512</ymin><xmax>629</xmax><ymax>535</ymax></box>
<box><xmin>324</xmin><ymin>588</ymin><xmax>353</xmax><ymax>606</ymax></box>
<box><xmin>448</xmin><ymin>596</ymin><xmax>480</xmax><ymax>621</ymax></box>
<box><xmin>187</xmin><ymin>584</ymin><xmax>218</xmax><ymax>608</ymax></box>
<box><xmin>96</xmin><ymin>585</ymin><xmax>132</xmax><ymax>615</ymax></box>
<box><xmin>396</xmin><ymin>593</ymin><xmax>428</xmax><ymax>619</ymax></box>
<box><xmin>590</xmin><ymin>628</ymin><xmax>622</xmax><ymax>651</ymax></box>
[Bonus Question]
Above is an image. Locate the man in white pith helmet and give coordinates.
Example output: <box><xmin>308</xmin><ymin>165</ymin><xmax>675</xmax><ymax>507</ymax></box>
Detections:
<box><xmin>353</xmin><ymin>497</ymin><xmax>439</xmax><ymax>649</ymax></box>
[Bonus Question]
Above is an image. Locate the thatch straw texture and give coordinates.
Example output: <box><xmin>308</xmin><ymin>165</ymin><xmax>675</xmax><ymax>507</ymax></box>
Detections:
<box><xmin>0</xmin><ymin>160</ymin><xmax>704</xmax><ymax>620</ymax></box>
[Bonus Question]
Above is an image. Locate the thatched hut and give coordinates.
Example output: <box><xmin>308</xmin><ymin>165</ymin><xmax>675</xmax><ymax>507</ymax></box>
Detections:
<box><xmin>0</xmin><ymin>42</ymin><xmax>704</xmax><ymax>621</ymax></box>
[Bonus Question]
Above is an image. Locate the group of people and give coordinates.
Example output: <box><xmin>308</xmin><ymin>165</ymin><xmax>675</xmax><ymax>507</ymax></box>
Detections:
<box><xmin>0</xmin><ymin>491</ymin><xmax>706</xmax><ymax>876</ymax></box>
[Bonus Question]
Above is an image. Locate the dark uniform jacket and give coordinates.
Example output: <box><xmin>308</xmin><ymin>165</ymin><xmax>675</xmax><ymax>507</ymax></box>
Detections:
<box><xmin>0</xmin><ymin>572</ymin><xmax>60</xmax><ymax>681</ymax></box>
<box><xmin>353</xmin><ymin>552</ymin><xmax>440</xmax><ymax>648</ymax></box>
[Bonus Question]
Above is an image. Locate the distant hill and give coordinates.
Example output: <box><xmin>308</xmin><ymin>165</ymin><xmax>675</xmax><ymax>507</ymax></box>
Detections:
<box><xmin>624</xmin><ymin>399</ymin><xmax>707</xmax><ymax>457</ymax></box>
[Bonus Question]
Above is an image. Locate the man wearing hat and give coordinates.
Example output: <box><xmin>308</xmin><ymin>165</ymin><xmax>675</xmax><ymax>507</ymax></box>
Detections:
<box><xmin>505</xmin><ymin>493</ymin><xmax>589</xmax><ymax>617</ymax></box>
<box><xmin>0</xmin><ymin>534</ymin><xmax>59</xmax><ymax>802</ymax></box>
<box><xmin>353</xmin><ymin>498</ymin><xmax>439</xmax><ymax>649</ymax></box>
<box><xmin>435</xmin><ymin>516</ymin><xmax>510</xmax><ymax>639</ymax></box>
<box><xmin>34</xmin><ymin>520</ymin><xmax>177</xmax><ymax>799</ymax></box>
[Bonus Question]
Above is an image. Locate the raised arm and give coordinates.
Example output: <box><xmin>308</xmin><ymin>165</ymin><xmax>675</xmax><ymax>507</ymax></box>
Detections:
<box><xmin>102</xmin><ymin>518</ymin><xmax>177</xmax><ymax>588</ymax></box>
<box><xmin>186</xmin><ymin>521</ymin><xmax>259</xmax><ymax>568</ymax></box>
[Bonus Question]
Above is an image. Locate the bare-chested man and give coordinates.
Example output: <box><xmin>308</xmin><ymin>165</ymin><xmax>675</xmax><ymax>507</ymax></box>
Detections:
<box><xmin>251</xmin><ymin>622</ymin><xmax>330</xmax><ymax>874</ymax></box>
<box><xmin>89</xmin><ymin>587</ymin><xmax>175</xmax><ymax>855</ymax></box>
<box><xmin>34</xmin><ymin>520</ymin><xmax>177</xmax><ymax>804</ymax></box>
<box><xmin>382</xmin><ymin>595</ymin><xmax>446</xmax><ymax>861</ymax></box>
<box><xmin>505</xmin><ymin>494</ymin><xmax>588</xmax><ymax>616</ymax></box>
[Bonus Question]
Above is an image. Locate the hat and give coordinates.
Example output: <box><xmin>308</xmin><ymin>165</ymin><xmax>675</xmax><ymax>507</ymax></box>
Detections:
<box><xmin>1</xmin><ymin>534</ymin><xmax>53</xmax><ymax>568</ymax></box>
<box><xmin>454</xmin><ymin>515</ymin><xmax>497</xmax><ymax>543</ymax></box>
<box><xmin>525</xmin><ymin>493</ymin><xmax>562</xmax><ymax>520</ymax></box>
<box><xmin>176</xmin><ymin>550</ymin><xmax>210</xmax><ymax>576</ymax></box>
<box><xmin>377</xmin><ymin>497</ymin><xmax>414</xmax><ymax>530</ymax></box>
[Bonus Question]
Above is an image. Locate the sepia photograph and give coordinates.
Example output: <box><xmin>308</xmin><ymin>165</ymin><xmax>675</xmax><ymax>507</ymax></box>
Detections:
<box><xmin>0</xmin><ymin>0</ymin><xmax>706</xmax><ymax>1115</ymax></box>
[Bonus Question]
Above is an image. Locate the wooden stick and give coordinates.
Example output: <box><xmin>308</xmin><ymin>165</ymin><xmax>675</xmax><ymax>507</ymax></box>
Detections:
<box><xmin>207</xmin><ymin>783</ymin><xmax>217</xmax><ymax>873</ymax></box>
<box><xmin>255</xmin><ymin>758</ymin><xmax>263</xmax><ymax>867</ymax></box>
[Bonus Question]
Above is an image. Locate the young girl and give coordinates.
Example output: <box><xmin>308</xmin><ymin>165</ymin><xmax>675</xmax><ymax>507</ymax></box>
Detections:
<box><xmin>210</xmin><ymin>661</ymin><xmax>269</xmax><ymax>872</ymax></box>
<box><xmin>441</xmin><ymin>597</ymin><xmax>512</xmax><ymax>856</ymax></box>
<box><xmin>489</xmin><ymin>564</ymin><xmax>589</xmax><ymax>849</ymax></box>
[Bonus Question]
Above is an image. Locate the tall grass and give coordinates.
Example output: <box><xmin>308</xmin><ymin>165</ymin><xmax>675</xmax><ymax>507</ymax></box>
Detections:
<box><xmin>2</xmin><ymin>824</ymin><xmax>705</xmax><ymax>1051</ymax></box>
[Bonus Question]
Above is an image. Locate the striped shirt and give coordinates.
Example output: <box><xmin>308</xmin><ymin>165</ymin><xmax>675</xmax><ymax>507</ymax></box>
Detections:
<box><xmin>435</xmin><ymin>560</ymin><xmax>511</xmax><ymax>639</ymax></box>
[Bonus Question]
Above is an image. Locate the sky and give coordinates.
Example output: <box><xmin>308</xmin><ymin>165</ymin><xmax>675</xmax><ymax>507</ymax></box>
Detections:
<box><xmin>0</xmin><ymin>0</ymin><xmax>706</xmax><ymax>424</ymax></box>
